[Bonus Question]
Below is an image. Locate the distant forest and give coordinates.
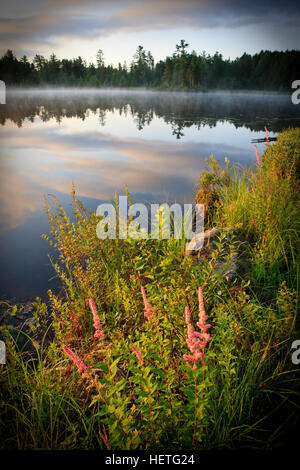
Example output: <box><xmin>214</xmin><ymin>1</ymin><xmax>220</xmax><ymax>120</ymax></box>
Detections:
<box><xmin>1</xmin><ymin>40</ymin><xmax>299</xmax><ymax>90</ymax></box>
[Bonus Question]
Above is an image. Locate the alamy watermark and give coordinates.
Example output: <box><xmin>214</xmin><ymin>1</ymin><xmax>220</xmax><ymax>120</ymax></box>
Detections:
<box><xmin>0</xmin><ymin>80</ymin><xmax>5</xmax><ymax>104</ymax></box>
<box><xmin>291</xmin><ymin>80</ymin><xmax>300</xmax><ymax>104</ymax></box>
<box><xmin>0</xmin><ymin>340</ymin><xmax>5</xmax><ymax>364</ymax></box>
<box><xmin>291</xmin><ymin>340</ymin><xmax>300</xmax><ymax>365</ymax></box>
<box><xmin>95</xmin><ymin>196</ymin><xmax>204</xmax><ymax>251</ymax></box>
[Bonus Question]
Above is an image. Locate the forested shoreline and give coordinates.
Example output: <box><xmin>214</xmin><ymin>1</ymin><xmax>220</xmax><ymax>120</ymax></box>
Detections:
<box><xmin>1</xmin><ymin>41</ymin><xmax>299</xmax><ymax>90</ymax></box>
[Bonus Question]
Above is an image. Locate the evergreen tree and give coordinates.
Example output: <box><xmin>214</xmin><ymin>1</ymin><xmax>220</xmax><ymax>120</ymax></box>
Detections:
<box><xmin>0</xmin><ymin>43</ymin><xmax>299</xmax><ymax>91</ymax></box>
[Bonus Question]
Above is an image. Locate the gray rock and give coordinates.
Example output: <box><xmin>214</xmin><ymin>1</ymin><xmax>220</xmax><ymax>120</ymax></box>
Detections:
<box><xmin>185</xmin><ymin>226</ymin><xmax>244</xmax><ymax>282</ymax></box>
<box><xmin>185</xmin><ymin>227</ymin><xmax>232</xmax><ymax>255</ymax></box>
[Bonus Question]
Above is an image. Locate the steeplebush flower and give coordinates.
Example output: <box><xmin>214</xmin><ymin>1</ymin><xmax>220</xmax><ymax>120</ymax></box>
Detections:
<box><xmin>264</xmin><ymin>126</ymin><xmax>269</xmax><ymax>142</ymax></box>
<box><xmin>183</xmin><ymin>287</ymin><xmax>211</xmax><ymax>369</ymax></box>
<box><xmin>197</xmin><ymin>286</ymin><xmax>211</xmax><ymax>337</ymax></box>
<box><xmin>89</xmin><ymin>298</ymin><xmax>105</xmax><ymax>339</ymax></box>
<box><xmin>62</xmin><ymin>345</ymin><xmax>88</xmax><ymax>373</ymax></box>
<box><xmin>141</xmin><ymin>286</ymin><xmax>156</xmax><ymax>321</ymax></box>
<box><xmin>129</xmin><ymin>344</ymin><xmax>143</xmax><ymax>365</ymax></box>
<box><xmin>254</xmin><ymin>144</ymin><xmax>262</xmax><ymax>167</ymax></box>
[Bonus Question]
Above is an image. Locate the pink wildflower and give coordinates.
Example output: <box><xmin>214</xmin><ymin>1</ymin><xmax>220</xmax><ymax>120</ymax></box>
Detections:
<box><xmin>88</xmin><ymin>298</ymin><xmax>105</xmax><ymax>339</ymax></box>
<box><xmin>94</xmin><ymin>329</ymin><xmax>105</xmax><ymax>340</ymax></box>
<box><xmin>129</xmin><ymin>344</ymin><xmax>143</xmax><ymax>365</ymax></box>
<box><xmin>62</xmin><ymin>345</ymin><xmax>88</xmax><ymax>374</ymax></box>
<box><xmin>183</xmin><ymin>288</ymin><xmax>211</xmax><ymax>369</ymax></box>
<box><xmin>254</xmin><ymin>144</ymin><xmax>262</xmax><ymax>167</ymax></box>
<box><xmin>197</xmin><ymin>286</ymin><xmax>211</xmax><ymax>334</ymax></box>
<box><xmin>141</xmin><ymin>286</ymin><xmax>155</xmax><ymax>321</ymax></box>
<box><xmin>185</xmin><ymin>304</ymin><xmax>191</xmax><ymax>324</ymax></box>
<box><xmin>264</xmin><ymin>126</ymin><xmax>269</xmax><ymax>142</ymax></box>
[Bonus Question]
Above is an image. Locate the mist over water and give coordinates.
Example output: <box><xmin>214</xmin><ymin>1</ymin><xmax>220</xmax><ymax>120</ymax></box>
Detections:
<box><xmin>3</xmin><ymin>88</ymin><xmax>298</xmax><ymax>131</ymax></box>
<box><xmin>0</xmin><ymin>89</ymin><xmax>299</xmax><ymax>300</ymax></box>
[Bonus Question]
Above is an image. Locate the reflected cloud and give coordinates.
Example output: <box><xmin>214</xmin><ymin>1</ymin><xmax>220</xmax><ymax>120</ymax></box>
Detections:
<box><xmin>1</xmin><ymin>119</ymin><xmax>253</xmax><ymax>223</ymax></box>
<box><xmin>0</xmin><ymin>159</ymin><xmax>43</xmax><ymax>233</ymax></box>
<box><xmin>0</xmin><ymin>90</ymin><xmax>297</xmax><ymax>235</ymax></box>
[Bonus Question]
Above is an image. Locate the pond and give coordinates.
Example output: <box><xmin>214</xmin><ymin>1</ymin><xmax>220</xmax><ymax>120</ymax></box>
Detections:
<box><xmin>0</xmin><ymin>89</ymin><xmax>299</xmax><ymax>301</ymax></box>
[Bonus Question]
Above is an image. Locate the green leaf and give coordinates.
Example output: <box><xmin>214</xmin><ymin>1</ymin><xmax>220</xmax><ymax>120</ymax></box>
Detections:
<box><xmin>93</xmin><ymin>362</ymin><xmax>109</xmax><ymax>374</ymax></box>
<box><xmin>135</xmin><ymin>260</ymin><xmax>145</xmax><ymax>270</ymax></box>
<box><xmin>10</xmin><ymin>305</ymin><xmax>18</xmax><ymax>317</ymax></box>
<box><xmin>152</xmin><ymin>368</ymin><xmax>165</xmax><ymax>378</ymax></box>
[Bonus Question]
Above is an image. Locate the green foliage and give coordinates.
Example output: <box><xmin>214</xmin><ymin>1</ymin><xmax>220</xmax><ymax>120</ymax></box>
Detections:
<box><xmin>9</xmin><ymin>305</ymin><xmax>18</xmax><ymax>317</ymax></box>
<box><xmin>195</xmin><ymin>155</ymin><xmax>231</xmax><ymax>225</ymax></box>
<box><xmin>218</xmin><ymin>128</ymin><xmax>300</xmax><ymax>295</ymax></box>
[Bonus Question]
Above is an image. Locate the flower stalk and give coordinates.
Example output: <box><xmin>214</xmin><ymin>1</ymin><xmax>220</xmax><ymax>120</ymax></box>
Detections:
<box><xmin>183</xmin><ymin>287</ymin><xmax>211</xmax><ymax>370</ymax></box>
<box><xmin>62</xmin><ymin>345</ymin><xmax>88</xmax><ymax>374</ymax></box>
<box><xmin>254</xmin><ymin>144</ymin><xmax>262</xmax><ymax>167</ymax></box>
<box><xmin>141</xmin><ymin>286</ymin><xmax>156</xmax><ymax>321</ymax></box>
<box><xmin>129</xmin><ymin>344</ymin><xmax>143</xmax><ymax>365</ymax></box>
<box><xmin>89</xmin><ymin>298</ymin><xmax>105</xmax><ymax>339</ymax></box>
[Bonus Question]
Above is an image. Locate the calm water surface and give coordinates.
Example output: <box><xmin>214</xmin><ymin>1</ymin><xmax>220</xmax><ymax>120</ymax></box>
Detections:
<box><xmin>0</xmin><ymin>89</ymin><xmax>299</xmax><ymax>300</ymax></box>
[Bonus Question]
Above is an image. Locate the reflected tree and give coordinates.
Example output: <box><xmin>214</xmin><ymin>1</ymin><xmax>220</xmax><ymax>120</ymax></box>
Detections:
<box><xmin>1</xmin><ymin>90</ymin><xmax>298</xmax><ymax>137</ymax></box>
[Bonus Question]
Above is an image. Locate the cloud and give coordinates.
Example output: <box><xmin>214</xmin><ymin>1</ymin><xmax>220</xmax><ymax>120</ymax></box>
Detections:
<box><xmin>0</xmin><ymin>0</ymin><xmax>299</xmax><ymax>57</ymax></box>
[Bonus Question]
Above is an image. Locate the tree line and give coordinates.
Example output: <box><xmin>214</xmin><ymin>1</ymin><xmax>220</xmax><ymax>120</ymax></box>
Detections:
<box><xmin>0</xmin><ymin>40</ymin><xmax>299</xmax><ymax>90</ymax></box>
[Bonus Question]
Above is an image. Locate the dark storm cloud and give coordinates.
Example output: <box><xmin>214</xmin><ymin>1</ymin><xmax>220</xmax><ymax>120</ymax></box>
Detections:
<box><xmin>116</xmin><ymin>0</ymin><xmax>300</xmax><ymax>27</ymax></box>
<box><xmin>0</xmin><ymin>0</ymin><xmax>299</xmax><ymax>55</ymax></box>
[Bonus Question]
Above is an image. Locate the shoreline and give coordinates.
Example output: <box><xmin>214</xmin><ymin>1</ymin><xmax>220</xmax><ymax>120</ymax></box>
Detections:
<box><xmin>6</xmin><ymin>86</ymin><xmax>291</xmax><ymax>95</ymax></box>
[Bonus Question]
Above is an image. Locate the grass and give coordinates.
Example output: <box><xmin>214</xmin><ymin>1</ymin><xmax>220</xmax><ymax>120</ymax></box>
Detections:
<box><xmin>0</xmin><ymin>128</ymin><xmax>299</xmax><ymax>450</ymax></box>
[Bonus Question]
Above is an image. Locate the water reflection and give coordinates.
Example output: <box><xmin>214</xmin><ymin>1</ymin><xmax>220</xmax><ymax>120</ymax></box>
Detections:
<box><xmin>1</xmin><ymin>89</ymin><xmax>299</xmax><ymax>132</ymax></box>
<box><xmin>0</xmin><ymin>89</ymin><xmax>299</xmax><ymax>300</ymax></box>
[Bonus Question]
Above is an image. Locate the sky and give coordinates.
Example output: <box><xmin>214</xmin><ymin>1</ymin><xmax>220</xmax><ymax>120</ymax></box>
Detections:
<box><xmin>0</xmin><ymin>0</ymin><xmax>299</xmax><ymax>66</ymax></box>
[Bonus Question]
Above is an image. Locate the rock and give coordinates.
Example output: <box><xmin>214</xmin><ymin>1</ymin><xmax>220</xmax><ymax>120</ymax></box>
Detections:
<box><xmin>185</xmin><ymin>227</ymin><xmax>232</xmax><ymax>255</ymax></box>
<box><xmin>185</xmin><ymin>226</ymin><xmax>245</xmax><ymax>282</ymax></box>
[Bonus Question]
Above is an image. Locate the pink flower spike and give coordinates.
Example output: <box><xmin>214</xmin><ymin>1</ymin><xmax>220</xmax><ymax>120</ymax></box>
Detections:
<box><xmin>185</xmin><ymin>305</ymin><xmax>191</xmax><ymax>324</ymax></box>
<box><xmin>198</xmin><ymin>286</ymin><xmax>205</xmax><ymax>312</ymax></box>
<box><xmin>183</xmin><ymin>354</ymin><xmax>198</xmax><ymax>370</ymax></box>
<box><xmin>129</xmin><ymin>344</ymin><xmax>143</xmax><ymax>365</ymax></box>
<box><xmin>264</xmin><ymin>126</ymin><xmax>269</xmax><ymax>142</ymax></box>
<box><xmin>94</xmin><ymin>329</ymin><xmax>105</xmax><ymax>340</ymax></box>
<box><xmin>254</xmin><ymin>144</ymin><xmax>262</xmax><ymax>167</ymax></box>
<box><xmin>62</xmin><ymin>345</ymin><xmax>88</xmax><ymax>374</ymax></box>
<box><xmin>198</xmin><ymin>287</ymin><xmax>208</xmax><ymax>324</ymax></box>
<box><xmin>89</xmin><ymin>298</ymin><xmax>102</xmax><ymax>330</ymax></box>
<box><xmin>183</xmin><ymin>286</ymin><xmax>211</xmax><ymax>369</ymax></box>
<box><xmin>89</xmin><ymin>298</ymin><xmax>105</xmax><ymax>339</ymax></box>
<box><xmin>141</xmin><ymin>286</ymin><xmax>155</xmax><ymax>321</ymax></box>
